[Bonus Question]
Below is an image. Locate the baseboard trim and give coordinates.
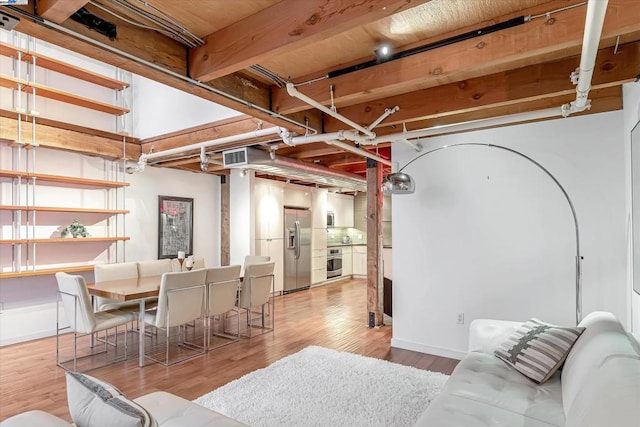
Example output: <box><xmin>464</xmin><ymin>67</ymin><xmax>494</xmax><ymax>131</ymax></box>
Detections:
<box><xmin>391</xmin><ymin>338</ymin><xmax>467</xmax><ymax>360</ymax></box>
<box><xmin>1</xmin><ymin>329</ymin><xmax>56</xmax><ymax>347</ymax></box>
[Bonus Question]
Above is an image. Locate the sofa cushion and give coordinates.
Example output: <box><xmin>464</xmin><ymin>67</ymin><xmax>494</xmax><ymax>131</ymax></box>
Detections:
<box><xmin>565</xmin><ymin>357</ymin><xmax>640</xmax><ymax>427</ymax></box>
<box><xmin>561</xmin><ymin>311</ymin><xmax>640</xmax><ymax>415</ymax></box>
<box><xmin>442</xmin><ymin>352</ymin><xmax>565</xmax><ymax>426</ymax></box>
<box><xmin>494</xmin><ymin>318</ymin><xmax>584</xmax><ymax>384</ymax></box>
<box><xmin>134</xmin><ymin>391</ymin><xmax>247</xmax><ymax>426</ymax></box>
<box><xmin>0</xmin><ymin>410</ymin><xmax>72</xmax><ymax>427</ymax></box>
<box><xmin>66</xmin><ymin>372</ymin><xmax>157</xmax><ymax>427</ymax></box>
<box><xmin>414</xmin><ymin>392</ymin><xmax>560</xmax><ymax>427</ymax></box>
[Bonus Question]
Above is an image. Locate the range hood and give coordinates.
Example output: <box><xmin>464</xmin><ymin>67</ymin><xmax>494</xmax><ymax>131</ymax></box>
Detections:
<box><xmin>223</xmin><ymin>147</ymin><xmax>366</xmax><ymax>191</ymax></box>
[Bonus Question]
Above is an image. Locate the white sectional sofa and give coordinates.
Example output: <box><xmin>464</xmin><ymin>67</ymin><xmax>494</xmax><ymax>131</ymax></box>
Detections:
<box><xmin>415</xmin><ymin>311</ymin><xmax>640</xmax><ymax>426</ymax></box>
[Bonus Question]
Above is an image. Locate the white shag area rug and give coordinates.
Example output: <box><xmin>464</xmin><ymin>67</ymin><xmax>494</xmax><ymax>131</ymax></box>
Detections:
<box><xmin>194</xmin><ymin>346</ymin><xmax>449</xmax><ymax>427</ymax></box>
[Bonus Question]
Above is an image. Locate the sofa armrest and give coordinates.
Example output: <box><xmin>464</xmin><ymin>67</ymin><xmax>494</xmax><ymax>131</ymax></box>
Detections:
<box><xmin>468</xmin><ymin>319</ymin><xmax>524</xmax><ymax>354</ymax></box>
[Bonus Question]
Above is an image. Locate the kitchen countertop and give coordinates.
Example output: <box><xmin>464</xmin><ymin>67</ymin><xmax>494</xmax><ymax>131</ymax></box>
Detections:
<box><xmin>327</xmin><ymin>243</ymin><xmax>392</xmax><ymax>248</ymax></box>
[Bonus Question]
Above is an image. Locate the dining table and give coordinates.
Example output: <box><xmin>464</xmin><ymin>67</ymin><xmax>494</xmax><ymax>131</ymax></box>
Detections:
<box><xmin>86</xmin><ymin>275</ymin><xmax>162</xmax><ymax>367</ymax></box>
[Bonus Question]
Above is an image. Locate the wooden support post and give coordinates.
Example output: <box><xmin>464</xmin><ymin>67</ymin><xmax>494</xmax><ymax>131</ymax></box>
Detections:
<box><xmin>366</xmin><ymin>158</ymin><xmax>384</xmax><ymax>327</ymax></box>
<box><xmin>220</xmin><ymin>174</ymin><xmax>230</xmax><ymax>266</ymax></box>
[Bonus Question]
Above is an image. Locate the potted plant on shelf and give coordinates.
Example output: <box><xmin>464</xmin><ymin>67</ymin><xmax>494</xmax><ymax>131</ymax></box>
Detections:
<box><xmin>61</xmin><ymin>220</ymin><xmax>90</xmax><ymax>238</ymax></box>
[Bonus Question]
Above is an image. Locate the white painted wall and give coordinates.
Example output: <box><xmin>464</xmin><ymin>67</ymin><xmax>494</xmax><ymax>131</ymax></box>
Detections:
<box><xmin>229</xmin><ymin>169</ymin><xmax>255</xmax><ymax>267</ymax></box>
<box><xmin>125</xmin><ymin>164</ymin><xmax>221</xmax><ymax>264</ymax></box>
<box><xmin>391</xmin><ymin>111</ymin><xmax>627</xmax><ymax>359</ymax></box>
<box><xmin>131</xmin><ymin>75</ymin><xmax>242</xmax><ymax>139</ymax></box>
<box><xmin>623</xmin><ymin>82</ymin><xmax>640</xmax><ymax>335</ymax></box>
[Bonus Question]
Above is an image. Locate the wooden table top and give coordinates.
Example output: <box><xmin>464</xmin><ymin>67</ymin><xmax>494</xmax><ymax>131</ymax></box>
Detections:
<box><xmin>87</xmin><ymin>275</ymin><xmax>162</xmax><ymax>301</ymax></box>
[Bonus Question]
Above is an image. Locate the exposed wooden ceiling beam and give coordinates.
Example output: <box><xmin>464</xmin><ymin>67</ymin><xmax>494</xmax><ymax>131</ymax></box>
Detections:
<box><xmin>324</xmin><ymin>40</ymin><xmax>640</xmax><ymax>132</ymax></box>
<box><xmin>36</xmin><ymin>0</ymin><xmax>89</xmax><ymax>23</ymax></box>
<box><xmin>277</xmin><ymin>143</ymin><xmax>348</xmax><ymax>160</ymax></box>
<box><xmin>272</xmin><ymin>0</ymin><xmax>640</xmax><ymax>114</ymax></box>
<box><xmin>189</xmin><ymin>0</ymin><xmax>431</xmax><ymax>82</ymax></box>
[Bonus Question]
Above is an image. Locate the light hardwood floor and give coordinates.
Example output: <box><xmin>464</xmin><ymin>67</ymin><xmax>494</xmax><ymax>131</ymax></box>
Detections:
<box><xmin>0</xmin><ymin>278</ymin><xmax>459</xmax><ymax>422</ymax></box>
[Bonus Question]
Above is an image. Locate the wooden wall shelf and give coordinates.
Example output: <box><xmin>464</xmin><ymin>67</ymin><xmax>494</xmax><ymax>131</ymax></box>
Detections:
<box><xmin>0</xmin><ymin>205</ymin><xmax>129</xmax><ymax>214</ymax></box>
<box><xmin>0</xmin><ymin>42</ymin><xmax>130</xmax><ymax>90</ymax></box>
<box><xmin>0</xmin><ymin>237</ymin><xmax>130</xmax><ymax>244</ymax></box>
<box><xmin>0</xmin><ymin>265</ymin><xmax>95</xmax><ymax>279</ymax></box>
<box><xmin>0</xmin><ymin>170</ymin><xmax>129</xmax><ymax>188</ymax></box>
<box><xmin>0</xmin><ymin>75</ymin><xmax>130</xmax><ymax>116</ymax></box>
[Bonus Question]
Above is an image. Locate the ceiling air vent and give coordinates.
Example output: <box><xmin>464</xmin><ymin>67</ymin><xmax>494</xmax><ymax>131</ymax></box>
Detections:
<box><xmin>223</xmin><ymin>147</ymin><xmax>270</xmax><ymax>168</ymax></box>
<box><xmin>221</xmin><ymin>147</ymin><xmax>366</xmax><ymax>191</ymax></box>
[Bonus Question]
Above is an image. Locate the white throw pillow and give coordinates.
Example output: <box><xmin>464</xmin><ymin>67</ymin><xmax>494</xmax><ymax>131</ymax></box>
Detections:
<box><xmin>65</xmin><ymin>372</ymin><xmax>157</xmax><ymax>427</ymax></box>
<box><xmin>494</xmin><ymin>318</ymin><xmax>584</xmax><ymax>384</ymax></box>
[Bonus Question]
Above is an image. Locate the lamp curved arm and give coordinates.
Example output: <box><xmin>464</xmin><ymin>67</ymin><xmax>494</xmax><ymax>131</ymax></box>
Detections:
<box><xmin>395</xmin><ymin>142</ymin><xmax>582</xmax><ymax>324</ymax></box>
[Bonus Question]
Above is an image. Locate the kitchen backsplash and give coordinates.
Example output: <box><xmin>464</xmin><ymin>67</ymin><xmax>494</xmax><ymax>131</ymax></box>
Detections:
<box><xmin>326</xmin><ymin>225</ymin><xmax>392</xmax><ymax>246</ymax></box>
<box><xmin>327</xmin><ymin>227</ymin><xmax>366</xmax><ymax>246</ymax></box>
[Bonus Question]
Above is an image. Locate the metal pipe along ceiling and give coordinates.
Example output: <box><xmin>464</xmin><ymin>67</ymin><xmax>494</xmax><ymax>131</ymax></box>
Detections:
<box><xmin>562</xmin><ymin>0</ymin><xmax>609</xmax><ymax>116</ymax></box>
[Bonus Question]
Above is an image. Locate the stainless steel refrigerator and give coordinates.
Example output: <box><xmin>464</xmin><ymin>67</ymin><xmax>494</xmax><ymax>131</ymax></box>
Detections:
<box><xmin>283</xmin><ymin>208</ymin><xmax>311</xmax><ymax>293</ymax></box>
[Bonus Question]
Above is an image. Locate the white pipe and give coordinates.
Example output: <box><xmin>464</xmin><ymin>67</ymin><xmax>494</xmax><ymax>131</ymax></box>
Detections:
<box><xmin>326</xmin><ymin>140</ymin><xmax>392</xmax><ymax>166</ymax></box>
<box><xmin>139</xmin><ymin>127</ymin><xmax>284</xmax><ymax>162</ymax></box>
<box><xmin>286</xmin><ymin>83</ymin><xmax>376</xmax><ymax>138</ymax></box>
<box><xmin>368</xmin><ymin>106</ymin><xmax>399</xmax><ymax>131</ymax></box>
<box><xmin>561</xmin><ymin>0</ymin><xmax>608</xmax><ymax>117</ymax></box>
<box><xmin>284</xmin><ymin>131</ymin><xmax>392</xmax><ymax>166</ymax></box>
<box><xmin>396</xmin><ymin>138</ymin><xmax>423</xmax><ymax>152</ymax></box>
<box><xmin>285</xmin><ymin>130</ymin><xmax>360</xmax><ymax>145</ymax></box>
<box><xmin>366</xmin><ymin>107</ymin><xmax>562</xmax><ymax>145</ymax></box>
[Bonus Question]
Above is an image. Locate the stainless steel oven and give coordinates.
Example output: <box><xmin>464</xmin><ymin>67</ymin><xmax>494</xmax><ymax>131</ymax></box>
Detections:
<box><xmin>327</xmin><ymin>248</ymin><xmax>342</xmax><ymax>279</ymax></box>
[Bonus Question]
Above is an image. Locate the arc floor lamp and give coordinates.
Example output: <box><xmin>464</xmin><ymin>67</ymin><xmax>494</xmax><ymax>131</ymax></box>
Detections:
<box><xmin>382</xmin><ymin>143</ymin><xmax>582</xmax><ymax>325</ymax></box>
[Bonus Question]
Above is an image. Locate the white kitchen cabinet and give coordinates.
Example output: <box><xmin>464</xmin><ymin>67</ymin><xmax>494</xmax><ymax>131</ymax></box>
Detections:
<box><xmin>312</xmin><ymin>266</ymin><xmax>327</xmax><ymax>285</ymax></box>
<box><xmin>284</xmin><ymin>186</ymin><xmax>311</xmax><ymax>208</ymax></box>
<box><xmin>311</xmin><ymin>188</ymin><xmax>327</xmax><ymax>229</ymax></box>
<box><xmin>342</xmin><ymin>246</ymin><xmax>353</xmax><ymax>276</ymax></box>
<box><xmin>327</xmin><ymin>193</ymin><xmax>354</xmax><ymax>227</ymax></box>
<box><xmin>255</xmin><ymin>179</ymin><xmax>284</xmax><ymax>240</ymax></box>
<box><xmin>256</xmin><ymin>238</ymin><xmax>284</xmax><ymax>293</ymax></box>
<box><xmin>311</xmin><ymin>228</ymin><xmax>327</xmax><ymax>252</ymax></box>
<box><xmin>352</xmin><ymin>245</ymin><xmax>367</xmax><ymax>276</ymax></box>
<box><xmin>311</xmin><ymin>247</ymin><xmax>327</xmax><ymax>285</ymax></box>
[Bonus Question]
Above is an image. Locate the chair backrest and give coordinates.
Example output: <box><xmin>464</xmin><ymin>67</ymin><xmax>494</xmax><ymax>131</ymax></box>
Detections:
<box><xmin>205</xmin><ymin>265</ymin><xmax>241</xmax><ymax>316</ymax></box>
<box><xmin>155</xmin><ymin>269</ymin><xmax>207</xmax><ymax>328</ymax></box>
<box><xmin>241</xmin><ymin>255</ymin><xmax>270</xmax><ymax>277</ymax></box>
<box><xmin>94</xmin><ymin>262</ymin><xmax>138</xmax><ymax>282</ymax></box>
<box><xmin>55</xmin><ymin>272</ymin><xmax>95</xmax><ymax>334</ymax></box>
<box><xmin>137</xmin><ymin>259</ymin><xmax>172</xmax><ymax>277</ymax></box>
<box><xmin>239</xmin><ymin>261</ymin><xmax>275</xmax><ymax>309</ymax></box>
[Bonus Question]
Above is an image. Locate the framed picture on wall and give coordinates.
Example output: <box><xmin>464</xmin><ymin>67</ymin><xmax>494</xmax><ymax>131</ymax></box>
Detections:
<box><xmin>158</xmin><ymin>195</ymin><xmax>193</xmax><ymax>259</ymax></box>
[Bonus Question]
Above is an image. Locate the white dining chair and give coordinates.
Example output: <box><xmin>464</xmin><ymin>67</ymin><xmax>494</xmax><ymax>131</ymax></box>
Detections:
<box><xmin>237</xmin><ymin>261</ymin><xmax>275</xmax><ymax>337</ymax></box>
<box><xmin>143</xmin><ymin>269</ymin><xmax>207</xmax><ymax>366</ymax></box>
<box><xmin>240</xmin><ymin>255</ymin><xmax>270</xmax><ymax>278</ymax></box>
<box><xmin>204</xmin><ymin>265</ymin><xmax>242</xmax><ymax>350</ymax></box>
<box><xmin>94</xmin><ymin>263</ymin><xmax>145</xmax><ymax>312</ymax></box>
<box><xmin>55</xmin><ymin>272</ymin><xmax>134</xmax><ymax>372</ymax></box>
<box><xmin>137</xmin><ymin>259</ymin><xmax>173</xmax><ymax>277</ymax></box>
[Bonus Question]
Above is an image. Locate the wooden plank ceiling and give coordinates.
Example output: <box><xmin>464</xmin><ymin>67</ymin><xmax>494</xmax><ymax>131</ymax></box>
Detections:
<box><xmin>2</xmin><ymin>0</ymin><xmax>639</xmax><ymax>186</ymax></box>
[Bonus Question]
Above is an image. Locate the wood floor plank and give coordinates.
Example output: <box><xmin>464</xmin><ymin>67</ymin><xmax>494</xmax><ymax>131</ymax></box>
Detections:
<box><xmin>0</xmin><ymin>278</ymin><xmax>459</xmax><ymax>422</ymax></box>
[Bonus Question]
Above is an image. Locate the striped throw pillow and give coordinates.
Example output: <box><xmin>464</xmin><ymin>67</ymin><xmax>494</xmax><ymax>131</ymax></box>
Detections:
<box><xmin>494</xmin><ymin>318</ymin><xmax>584</xmax><ymax>384</ymax></box>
